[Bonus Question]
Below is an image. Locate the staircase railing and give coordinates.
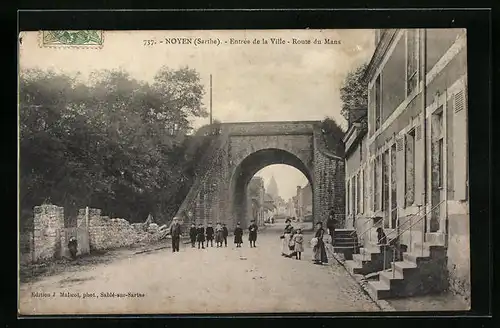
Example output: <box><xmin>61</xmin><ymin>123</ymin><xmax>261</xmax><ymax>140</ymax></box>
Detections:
<box><xmin>172</xmin><ymin>129</ymin><xmax>230</xmax><ymax>225</ymax></box>
<box><xmin>350</xmin><ymin>206</ymin><xmax>397</xmax><ymax>246</ymax></box>
<box><xmin>378</xmin><ymin>199</ymin><xmax>446</xmax><ymax>276</ymax></box>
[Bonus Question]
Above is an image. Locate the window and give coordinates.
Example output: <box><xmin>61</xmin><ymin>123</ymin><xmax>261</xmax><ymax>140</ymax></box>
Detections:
<box><xmin>357</xmin><ymin>173</ymin><xmax>361</xmax><ymax>214</ymax></box>
<box><xmin>453</xmin><ymin>87</ymin><xmax>468</xmax><ymax>200</ymax></box>
<box><xmin>351</xmin><ymin>177</ymin><xmax>356</xmax><ymax>215</ymax></box>
<box><xmin>374</xmin><ymin>157</ymin><xmax>380</xmax><ymax>211</ymax></box>
<box><xmin>438</xmin><ymin>138</ymin><xmax>444</xmax><ymax>188</ymax></box>
<box><xmin>382</xmin><ymin>150</ymin><xmax>390</xmax><ymax>212</ymax></box>
<box><xmin>363</xmin><ymin>168</ymin><xmax>368</xmax><ymax>213</ymax></box>
<box><xmin>375</xmin><ymin>75</ymin><xmax>382</xmax><ymax>130</ymax></box>
<box><xmin>406</xmin><ymin>29</ymin><xmax>419</xmax><ymax>96</ymax></box>
<box><xmin>346</xmin><ymin>181</ymin><xmax>350</xmax><ymax>215</ymax></box>
<box><xmin>359</xmin><ymin>170</ymin><xmax>365</xmax><ymax>213</ymax></box>
<box><xmin>405</xmin><ymin>129</ymin><xmax>416</xmax><ymax>206</ymax></box>
<box><xmin>432</xmin><ymin>110</ymin><xmax>444</xmax><ymax>189</ymax></box>
<box><xmin>390</xmin><ymin>144</ymin><xmax>398</xmax><ymax>228</ymax></box>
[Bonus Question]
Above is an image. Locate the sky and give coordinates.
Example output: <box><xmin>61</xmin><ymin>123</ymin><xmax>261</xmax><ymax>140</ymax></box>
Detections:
<box><xmin>19</xmin><ymin>29</ymin><xmax>375</xmax><ymax>201</ymax></box>
<box><xmin>255</xmin><ymin>165</ymin><xmax>309</xmax><ymax>201</ymax></box>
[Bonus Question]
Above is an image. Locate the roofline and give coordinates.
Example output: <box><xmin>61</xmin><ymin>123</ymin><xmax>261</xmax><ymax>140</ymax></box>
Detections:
<box><xmin>363</xmin><ymin>29</ymin><xmax>400</xmax><ymax>84</ymax></box>
<box><xmin>219</xmin><ymin>120</ymin><xmax>322</xmax><ymax>125</ymax></box>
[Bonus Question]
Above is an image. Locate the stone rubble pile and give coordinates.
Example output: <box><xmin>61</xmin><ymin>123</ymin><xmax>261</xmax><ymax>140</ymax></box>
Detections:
<box><xmin>88</xmin><ymin>214</ymin><xmax>167</xmax><ymax>251</ymax></box>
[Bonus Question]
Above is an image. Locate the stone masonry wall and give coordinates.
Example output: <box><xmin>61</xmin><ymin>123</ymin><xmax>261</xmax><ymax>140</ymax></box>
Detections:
<box><xmin>30</xmin><ymin>204</ymin><xmax>167</xmax><ymax>263</ymax></box>
<box><xmin>314</xmin><ymin>149</ymin><xmax>345</xmax><ymax>227</ymax></box>
<box><xmin>33</xmin><ymin>204</ymin><xmax>64</xmax><ymax>262</ymax></box>
<box><xmin>86</xmin><ymin>208</ymin><xmax>165</xmax><ymax>251</ymax></box>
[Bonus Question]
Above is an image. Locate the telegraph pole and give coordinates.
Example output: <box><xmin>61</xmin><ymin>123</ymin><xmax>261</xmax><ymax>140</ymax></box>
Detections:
<box><xmin>210</xmin><ymin>74</ymin><xmax>213</xmax><ymax>125</ymax></box>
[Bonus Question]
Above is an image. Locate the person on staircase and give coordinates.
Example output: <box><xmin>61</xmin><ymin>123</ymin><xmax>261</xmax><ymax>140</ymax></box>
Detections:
<box><xmin>326</xmin><ymin>210</ymin><xmax>336</xmax><ymax>246</ymax></box>
<box><xmin>206</xmin><ymin>222</ymin><xmax>214</xmax><ymax>247</ymax></box>
<box><xmin>376</xmin><ymin>227</ymin><xmax>387</xmax><ymax>245</ymax></box>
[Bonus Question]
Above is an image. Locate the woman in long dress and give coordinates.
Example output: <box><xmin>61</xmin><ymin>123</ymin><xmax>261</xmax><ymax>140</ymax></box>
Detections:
<box><xmin>215</xmin><ymin>222</ymin><xmax>224</xmax><ymax>247</ymax></box>
<box><xmin>281</xmin><ymin>218</ymin><xmax>294</xmax><ymax>256</ymax></box>
<box><xmin>312</xmin><ymin>221</ymin><xmax>328</xmax><ymax>265</ymax></box>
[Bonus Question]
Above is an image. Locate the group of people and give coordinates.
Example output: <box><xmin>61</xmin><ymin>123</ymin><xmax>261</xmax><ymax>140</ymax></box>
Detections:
<box><xmin>170</xmin><ymin>210</ymin><xmax>339</xmax><ymax>267</ymax></box>
<box><xmin>281</xmin><ymin>210</ymin><xmax>337</xmax><ymax>265</ymax></box>
<box><xmin>188</xmin><ymin>220</ymin><xmax>259</xmax><ymax>249</ymax></box>
<box><xmin>280</xmin><ymin>219</ymin><xmax>305</xmax><ymax>260</ymax></box>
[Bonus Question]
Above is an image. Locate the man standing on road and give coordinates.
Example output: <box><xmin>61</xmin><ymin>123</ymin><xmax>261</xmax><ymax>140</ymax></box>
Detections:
<box><xmin>326</xmin><ymin>210</ymin><xmax>336</xmax><ymax>246</ymax></box>
<box><xmin>222</xmin><ymin>223</ymin><xmax>229</xmax><ymax>247</ymax></box>
<box><xmin>248</xmin><ymin>219</ymin><xmax>258</xmax><ymax>248</ymax></box>
<box><xmin>170</xmin><ymin>217</ymin><xmax>182</xmax><ymax>252</ymax></box>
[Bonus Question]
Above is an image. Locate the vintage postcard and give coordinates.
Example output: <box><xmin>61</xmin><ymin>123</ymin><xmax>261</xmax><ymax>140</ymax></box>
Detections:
<box><xmin>18</xmin><ymin>29</ymin><xmax>470</xmax><ymax>315</ymax></box>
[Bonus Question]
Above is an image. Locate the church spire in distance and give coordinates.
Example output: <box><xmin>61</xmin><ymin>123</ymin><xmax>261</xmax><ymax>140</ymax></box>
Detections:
<box><xmin>266</xmin><ymin>175</ymin><xmax>279</xmax><ymax>200</ymax></box>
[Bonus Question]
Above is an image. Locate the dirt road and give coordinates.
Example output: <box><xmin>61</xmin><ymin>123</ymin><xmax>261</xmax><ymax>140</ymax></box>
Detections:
<box><xmin>19</xmin><ymin>223</ymin><xmax>380</xmax><ymax>315</ymax></box>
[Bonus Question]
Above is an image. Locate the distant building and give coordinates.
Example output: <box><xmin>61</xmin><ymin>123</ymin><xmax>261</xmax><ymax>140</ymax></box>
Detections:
<box><xmin>266</xmin><ymin>176</ymin><xmax>279</xmax><ymax>200</ymax></box>
<box><xmin>248</xmin><ymin>177</ymin><xmax>266</xmax><ymax>226</ymax></box>
<box><xmin>294</xmin><ymin>183</ymin><xmax>312</xmax><ymax>221</ymax></box>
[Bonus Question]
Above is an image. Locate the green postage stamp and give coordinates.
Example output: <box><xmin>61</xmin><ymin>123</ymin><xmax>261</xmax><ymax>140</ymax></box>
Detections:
<box><xmin>40</xmin><ymin>30</ymin><xmax>104</xmax><ymax>48</ymax></box>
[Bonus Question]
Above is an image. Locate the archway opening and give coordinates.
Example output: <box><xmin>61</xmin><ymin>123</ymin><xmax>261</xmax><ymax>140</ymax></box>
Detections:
<box><xmin>229</xmin><ymin>148</ymin><xmax>313</xmax><ymax>229</ymax></box>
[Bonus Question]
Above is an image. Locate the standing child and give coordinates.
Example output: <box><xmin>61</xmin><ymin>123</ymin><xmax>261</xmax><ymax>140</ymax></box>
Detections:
<box><xmin>222</xmin><ymin>223</ymin><xmax>229</xmax><ymax>247</ymax></box>
<box><xmin>234</xmin><ymin>222</ymin><xmax>243</xmax><ymax>247</ymax></box>
<box><xmin>196</xmin><ymin>223</ymin><xmax>205</xmax><ymax>249</ymax></box>
<box><xmin>248</xmin><ymin>219</ymin><xmax>258</xmax><ymax>248</ymax></box>
<box><xmin>215</xmin><ymin>222</ymin><xmax>224</xmax><ymax>248</ymax></box>
<box><xmin>206</xmin><ymin>222</ymin><xmax>214</xmax><ymax>247</ymax></box>
<box><xmin>189</xmin><ymin>223</ymin><xmax>197</xmax><ymax>248</ymax></box>
<box><xmin>293</xmin><ymin>228</ymin><xmax>304</xmax><ymax>260</ymax></box>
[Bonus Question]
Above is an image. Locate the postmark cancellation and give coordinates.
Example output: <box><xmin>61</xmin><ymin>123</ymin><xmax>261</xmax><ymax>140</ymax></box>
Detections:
<box><xmin>39</xmin><ymin>30</ymin><xmax>104</xmax><ymax>48</ymax></box>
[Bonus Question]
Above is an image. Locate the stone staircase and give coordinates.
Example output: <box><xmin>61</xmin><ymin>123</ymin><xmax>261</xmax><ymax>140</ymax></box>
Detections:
<box><xmin>172</xmin><ymin>130</ymin><xmax>229</xmax><ymax>230</ymax></box>
<box><xmin>366</xmin><ymin>242</ymin><xmax>448</xmax><ymax>300</ymax></box>
<box><xmin>344</xmin><ymin>243</ymin><xmax>395</xmax><ymax>275</ymax></box>
<box><xmin>332</xmin><ymin>229</ymin><xmax>359</xmax><ymax>260</ymax></box>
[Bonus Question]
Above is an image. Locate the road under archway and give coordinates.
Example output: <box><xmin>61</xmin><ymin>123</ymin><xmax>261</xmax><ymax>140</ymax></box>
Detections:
<box><xmin>229</xmin><ymin>148</ymin><xmax>313</xmax><ymax>228</ymax></box>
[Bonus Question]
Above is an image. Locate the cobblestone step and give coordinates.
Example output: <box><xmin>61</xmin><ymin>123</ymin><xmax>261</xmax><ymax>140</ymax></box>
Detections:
<box><xmin>413</xmin><ymin>242</ymin><xmax>446</xmax><ymax>252</ymax></box>
<box><xmin>403</xmin><ymin>251</ymin><xmax>431</xmax><ymax>264</ymax></box>
<box><xmin>334</xmin><ymin>237</ymin><xmax>358</xmax><ymax>241</ymax></box>
<box><xmin>344</xmin><ymin>260</ymin><xmax>362</xmax><ymax>275</ymax></box>
<box><xmin>352</xmin><ymin>253</ymin><xmax>370</xmax><ymax>265</ymax></box>
<box><xmin>392</xmin><ymin>260</ymin><xmax>417</xmax><ymax>276</ymax></box>
<box><xmin>367</xmin><ymin>281</ymin><xmax>391</xmax><ymax>300</ymax></box>
<box><xmin>360</xmin><ymin>247</ymin><xmax>380</xmax><ymax>256</ymax></box>
<box><xmin>379</xmin><ymin>270</ymin><xmax>404</xmax><ymax>286</ymax></box>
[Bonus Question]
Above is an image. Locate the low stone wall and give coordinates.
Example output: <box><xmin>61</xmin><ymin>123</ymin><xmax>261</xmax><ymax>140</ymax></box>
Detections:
<box><xmin>27</xmin><ymin>204</ymin><xmax>168</xmax><ymax>263</ymax></box>
<box><xmin>86</xmin><ymin>210</ymin><xmax>165</xmax><ymax>251</ymax></box>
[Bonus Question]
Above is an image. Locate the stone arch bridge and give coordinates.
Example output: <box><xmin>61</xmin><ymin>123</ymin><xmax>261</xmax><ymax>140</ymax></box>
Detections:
<box><xmin>175</xmin><ymin>121</ymin><xmax>345</xmax><ymax>229</ymax></box>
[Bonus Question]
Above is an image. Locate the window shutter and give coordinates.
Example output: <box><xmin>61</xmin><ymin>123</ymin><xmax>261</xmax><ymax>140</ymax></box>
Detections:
<box><xmin>416</xmin><ymin>125</ymin><xmax>422</xmax><ymax>141</ymax></box>
<box><xmin>414</xmin><ymin>125</ymin><xmax>423</xmax><ymax>205</ymax></box>
<box><xmin>453</xmin><ymin>88</ymin><xmax>468</xmax><ymax>200</ymax></box>
<box><xmin>396</xmin><ymin>137</ymin><xmax>406</xmax><ymax>208</ymax></box>
<box><xmin>369</xmin><ymin>85</ymin><xmax>376</xmax><ymax>134</ymax></box>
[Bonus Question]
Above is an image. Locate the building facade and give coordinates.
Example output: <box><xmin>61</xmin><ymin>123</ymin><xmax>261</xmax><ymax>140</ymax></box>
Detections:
<box><xmin>344</xmin><ymin>29</ymin><xmax>469</xmax><ymax>302</ymax></box>
<box><xmin>248</xmin><ymin>177</ymin><xmax>266</xmax><ymax>226</ymax></box>
<box><xmin>294</xmin><ymin>183</ymin><xmax>313</xmax><ymax>221</ymax></box>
